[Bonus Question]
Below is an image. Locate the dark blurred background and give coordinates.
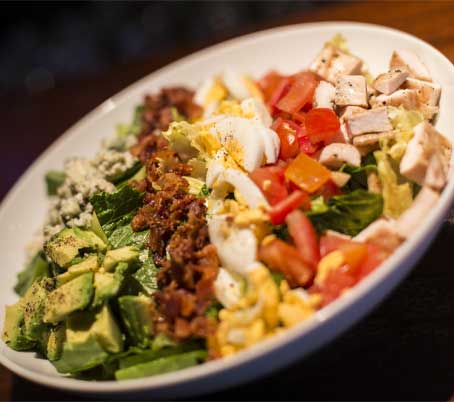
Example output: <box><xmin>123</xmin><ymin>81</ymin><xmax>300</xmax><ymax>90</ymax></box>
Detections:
<box><xmin>0</xmin><ymin>1</ymin><xmax>316</xmax><ymax>99</ymax></box>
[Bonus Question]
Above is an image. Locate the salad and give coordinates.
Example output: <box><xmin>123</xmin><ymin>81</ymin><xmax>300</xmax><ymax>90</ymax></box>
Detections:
<box><xmin>2</xmin><ymin>35</ymin><xmax>451</xmax><ymax>381</ymax></box>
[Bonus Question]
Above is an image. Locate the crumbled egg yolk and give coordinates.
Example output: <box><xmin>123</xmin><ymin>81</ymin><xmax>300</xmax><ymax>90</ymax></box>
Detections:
<box><xmin>214</xmin><ymin>264</ymin><xmax>322</xmax><ymax>357</ymax></box>
<box><xmin>243</xmin><ymin>76</ymin><xmax>264</xmax><ymax>101</ymax></box>
<box><xmin>214</xmin><ymin>100</ymin><xmax>247</xmax><ymax>117</ymax></box>
<box><xmin>315</xmin><ymin>251</ymin><xmax>345</xmax><ymax>286</ymax></box>
<box><xmin>191</xmin><ymin>124</ymin><xmax>222</xmax><ymax>157</ymax></box>
<box><xmin>203</xmin><ymin>78</ymin><xmax>228</xmax><ymax>107</ymax></box>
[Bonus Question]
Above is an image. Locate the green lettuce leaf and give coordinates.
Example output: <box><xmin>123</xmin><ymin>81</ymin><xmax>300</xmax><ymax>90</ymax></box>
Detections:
<box><xmin>132</xmin><ymin>251</ymin><xmax>159</xmax><ymax>296</ymax></box>
<box><xmin>90</xmin><ymin>186</ymin><xmax>144</xmax><ymax>227</ymax></box>
<box><xmin>374</xmin><ymin>150</ymin><xmax>413</xmax><ymax>218</ymax></box>
<box><xmin>14</xmin><ymin>251</ymin><xmax>50</xmax><ymax>296</ymax></box>
<box><xmin>307</xmin><ymin>189</ymin><xmax>384</xmax><ymax>236</ymax></box>
<box><xmin>380</xmin><ymin>106</ymin><xmax>424</xmax><ymax>161</ymax></box>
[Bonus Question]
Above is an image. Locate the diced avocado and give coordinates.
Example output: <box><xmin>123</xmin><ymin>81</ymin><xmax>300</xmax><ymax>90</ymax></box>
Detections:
<box><xmin>92</xmin><ymin>262</ymin><xmax>128</xmax><ymax>307</ymax></box>
<box><xmin>56</xmin><ymin>255</ymin><xmax>99</xmax><ymax>286</ymax></box>
<box><xmin>115</xmin><ymin>350</ymin><xmax>207</xmax><ymax>381</ymax></box>
<box><xmin>2</xmin><ymin>302</ymin><xmax>35</xmax><ymax>351</ymax></box>
<box><xmin>74</xmin><ymin>228</ymin><xmax>107</xmax><ymax>253</ymax></box>
<box><xmin>14</xmin><ymin>251</ymin><xmax>50</xmax><ymax>297</ymax></box>
<box><xmin>44</xmin><ymin>228</ymin><xmax>106</xmax><ymax>268</ymax></box>
<box><xmin>44</xmin><ymin>273</ymin><xmax>93</xmax><ymax>324</ymax></box>
<box><xmin>46</xmin><ymin>323</ymin><xmax>66</xmax><ymax>361</ymax></box>
<box><xmin>118</xmin><ymin>294</ymin><xmax>154</xmax><ymax>348</ymax></box>
<box><xmin>53</xmin><ymin>307</ymin><xmax>123</xmax><ymax>373</ymax></box>
<box><xmin>53</xmin><ymin>334</ymin><xmax>108</xmax><ymax>374</ymax></box>
<box><xmin>90</xmin><ymin>211</ymin><xmax>108</xmax><ymax>245</ymax></box>
<box><xmin>102</xmin><ymin>246</ymin><xmax>139</xmax><ymax>272</ymax></box>
<box><xmin>22</xmin><ymin>278</ymin><xmax>55</xmax><ymax>341</ymax></box>
<box><xmin>91</xmin><ymin>305</ymin><xmax>124</xmax><ymax>353</ymax></box>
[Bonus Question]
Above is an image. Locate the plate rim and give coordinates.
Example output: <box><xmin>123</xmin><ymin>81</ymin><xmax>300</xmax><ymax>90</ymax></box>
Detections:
<box><xmin>1</xmin><ymin>20</ymin><xmax>454</xmax><ymax>395</ymax></box>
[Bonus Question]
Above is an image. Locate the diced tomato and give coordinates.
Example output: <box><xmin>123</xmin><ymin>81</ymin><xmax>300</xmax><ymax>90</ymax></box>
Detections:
<box><xmin>305</xmin><ymin>108</ymin><xmax>340</xmax><ymax>144</ymax></box>
<box><xmin>357</xmin><ymin>244</ymin><xmax>387</xmax><ymax>279</ymax></box>
<box><xmin>315</xmin><ymin>180</ymin><xmax>343</xmax><ymax>202</ymax></box>
<box><xmin>298</xmin><ymin>136</ymin><xmax>319</xmax><ymax>155</ymax></box>
<box><xmin>291</xmin><ymin>111</ymin><xmax>306</xmax><ymax>124</ymax></box>
<box><xmin>250</xmin><ymin>166</ymin><xmax>288</xmax><ymax>206</ymax></box>
<box><xmin>286</xmin><ymin>210</ymin><xmax>320</xmax><ymax>267</ymax></box>
<box><xmin>276</xmin><ymin>72</ymin><xmax>318</xmax><ymax>114</ymax></box>
<box><xmin>337</xmin><ymin>242</ymin><xmax>369</xmax><ymax>274</ymax></box>
<box><xmin>285</xmin><ymin>153</ymin><xmax>331</xmax><ymax>193</ymax></box>
<box><xmin>319</xmin><ymin>234</ymin><xmax>352</xmax><ymax>257</ymax></box>
<box><xmin>320</xmin><ymin>266</ymin><xmax>357</xmax><ymax>306</ymax></box>
<box><xmin>258</xmin><ymin>238</ymin><xmax>314</xmax><ymax>287</ymax></box>
<box><xmin>268</xmin><ymin>190</ymin><xmax>311</xmax><ymax>225</ymax></box>
<box><xmin>272</xmin><ymin>118</ymin><xmax>301</xmax><ymax>160</ymax></box>
<box><xmin>268</xmin><ymin>77</ymin><xmax>292</xmax><ymax>116</ymax></box>
<box><xmin>258</xmin><ymin>71</ymin><xmax>286</xmax><ymax>103</ymax></box>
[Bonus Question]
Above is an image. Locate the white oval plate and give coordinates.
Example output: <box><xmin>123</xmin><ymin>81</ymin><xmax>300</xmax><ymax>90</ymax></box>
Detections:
<box><xmin>1</xmin><ymin>22</ymin><xmax>454</xmax><ymax>399</ymax></box>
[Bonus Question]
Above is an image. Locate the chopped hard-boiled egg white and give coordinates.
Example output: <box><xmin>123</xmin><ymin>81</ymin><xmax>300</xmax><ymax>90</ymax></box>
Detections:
<box><xmin>214</xmin><ymin>268</ymin><xmax>246</xmax><ymax>308</ymax></box>
<box><xmin>207</xmin><ymin>215</ymin><xmax>258</xmax><ymax>275</ymax></box>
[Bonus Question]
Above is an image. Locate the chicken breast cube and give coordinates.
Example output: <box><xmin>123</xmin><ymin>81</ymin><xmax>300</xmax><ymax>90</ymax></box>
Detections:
<box><xmin>354</xmin><ymin>219</ymin><xmax>402</xmax><ymax>253</ymax></box>
<box><xmin>352</xmin><ymin>131</ymin><xmax>395</xmax><ymax>147</ymax></box>
<box><xmin>390</xmin><ymin>49</ymin><xmax>432</xmax><ymax>81</ymax></box>
<box><xmin>403</xmin><ymin>77</ymin><xmax>441</xmax><ymax>106</ymax></box>
<box><xmin>400</xmin><ymin>121</ymin><xmax>451</xmax><ymax>188</ymax></box>
<box><xmin>373</xmin><ymin>69</ymin><xmax>409</xmax><ymax>95</ymax></box>
<box><xmin>396</xmin><ymin>187</ymin><xmax>439</xmax><ymax>239</ymax></box>
<box><xmin>313</xmin><ymin>81</ymin><xmax>336</xmax><ymax>109</ymax></box>
<box><xmin>425</xmin><ymin>153</ymin><xmax>449</xmax><ymax>191</ymax></box>
<box><xmin>319</xmin><ymin>143</ymin><xmax>361</xmax><ymax>168</ymax></box>
<box><xmin>327</xmin><ymin>53</ymin><xmax>363</xmax><ymax>83</ymax></box>
<box><xmin>370</xmin><ymin>89</ymin><xmax>419</xmax><ymax>110</ymax></box>
<box><xmin>334</xmin><ymin>75</ymin><xmax>368</xmax><ymax>107</ymax></box>
<box><xmin>310</xmin><ymin>44</ymin><xmax>363</xmax><ymax>82</ymax></box>
<box><xmin>338</xmin><ymin>106</ymin><xmax>368</xmax><ymax>123</ymax></box>
<box><xmin>346</xmin><ymin>107</ymin><xmax>393</xmax><ymax>136</ymax></box>
<box><xmin>330</xmin><ymin>171</ymin><xmax>351</xmax><ymax>187</ymax></box>
<box><xmin>310</xmin><ymin>44</ymin><xmax>337</xmax><ymax>80</ymax></box>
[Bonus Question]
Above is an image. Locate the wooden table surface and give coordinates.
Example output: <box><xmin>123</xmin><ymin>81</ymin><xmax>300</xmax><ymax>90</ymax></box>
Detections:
<box><xmin>2</xmin><ymin>1</ymin><xmax>454</xmax><ymax>400</ymax></box>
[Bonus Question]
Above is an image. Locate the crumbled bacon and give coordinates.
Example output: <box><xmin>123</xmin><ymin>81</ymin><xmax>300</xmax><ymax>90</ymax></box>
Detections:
<box><xmin>129</xmin><ymin>86</ymin><xmax>219</xmax><ymax>342</ymax></box>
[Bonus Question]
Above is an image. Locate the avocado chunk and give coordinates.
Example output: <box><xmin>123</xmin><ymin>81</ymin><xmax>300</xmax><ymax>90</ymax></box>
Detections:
<box><xmin>102</xmin><ymin>246</ymin><xmax>139</xmax><ymax>272</ymax></box>
<box><xmin>46</xmin><ymin>323</ymin><xmax>66</xmax><ymax>361</ymax></box>
<box><xmin>115</xmin><ymin>350</ymin><xmax>207</xmax><ymax>381</ymax></box>
<box><xmin>22</xmin><ymin>278</ymin><xmax>55</xmax><ymax>341</ymax></box>
<box><xmin>118</xmin><ymin>294</ymin><xmax>154</xmax><ymax>348</ymax></box>
<box><xmin>44</xmin><ymin>272</ymin><xmax>93</xmax><ymax>324</ymax></box>
<box><xmin>92</xmin><ymin>262</ymin><xmax>128</xmax><ymax>307</ymax></box>
<box><xmin>91</xmin><ymin>305</ymin><xmax>124</xmax><ymax>353</ymax></box>
<box><xmin>44</xmin><ymin>228</ymin><xmax>106</xmax><ymax>268</ymax></box>
<box><xmin>53</xmin><ymin>306</ymin><xmax>123</xmax><ymax>373</ymax></box>
<box><xmin>2</xmin><ymin>302</ymin><xmax>34</xmax><ymax>351</ymax></box>
<box><xmin>45</xmin><ymin>170</ymin><xmax>66</xmax><ymax>196</ymax></box>
<box><xmin>56</xmin><ymin>255</ymin><xmax>99</xmax><ymax>286</ymax></box>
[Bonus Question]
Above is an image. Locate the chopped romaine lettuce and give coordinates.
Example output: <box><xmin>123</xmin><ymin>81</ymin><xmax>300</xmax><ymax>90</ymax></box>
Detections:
<box><xmin>14</xmin><ymin>252</ymin><xmax>50</xmax><ymax>296</ymax></box>
<box><xmin>132</xmin><ymin>251</ymin><xmax>158</xmax><ymax>296</ymax></box>
<box><xmin>307</xmin><ymin>190</ymin><xmax>384</xmax><ymax>236</ymax></box>
<box><xmin>374</xmin><ymin>150</ymin><xmax>413</xmax><ymax>218</ymax></box>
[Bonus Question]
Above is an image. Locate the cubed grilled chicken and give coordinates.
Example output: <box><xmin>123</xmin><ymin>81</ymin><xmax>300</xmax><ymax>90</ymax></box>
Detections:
<box><xmin>370</xmin><ymin>89</ymin><xmax>419</xmax><ymax>110</ymax></box>
<box><xmin>400</xmin><ymin>121</ymin><xmax>451</xmax><ymax>188</ymax></box>
<box><xmin>346</xmin><ymin>107</ymin><xmax>393</xmax><ymax>136</ymax></box>
<box><xmin>373</xmin><ymin>69</ymin><xmax>409</xmax><ymax>95</ymax></box>
<box><xmin>367</xmin><ymin>171</ymin><xmax>382</xmax><ymax>194</ymax></box>
<box><xmin>389</xmin><ymin>49</ymin><xmax>432</xmax><ymax>82</ymax></box>
<box><xmin>319</xmin><ymin>143</ymin><xmax>361</xmax><ymax>168</ymax></box>
<box><xmin>354</xmin><ymin>219</ymin><xmax>402</xmax><ymax>253</ymax></box>
<box><xmin>396</xmin><ymin>187</ymin><xmax>439</xmax><ymax>239</ymax></box>
<box><xmin>338</xmin><ymin>105</ymin><xmax>368</xmax><ymax>123</ymax></box>
<box><xmin>313</xmin><ymin>81</ymin><xmax>336</xmax><ymax>109</ymax></box>
<box><xmin>352</xmin><ymin>131</ymin><xmax>395</xmax><ymax>147</ymax></box>
<box><xmin>310</xmin><ymin>44</ymin><xmax>363</xmax><ymax>83</ymax></box>
<box><xmin>334</xmin><ymin>75</ymin><xmax>368</xmax><ymax>107</ymax></box>
<box><xmin>403</xmin><ymin>77</ymin><xmax>441</xmax><ymax>106</ymax></box>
